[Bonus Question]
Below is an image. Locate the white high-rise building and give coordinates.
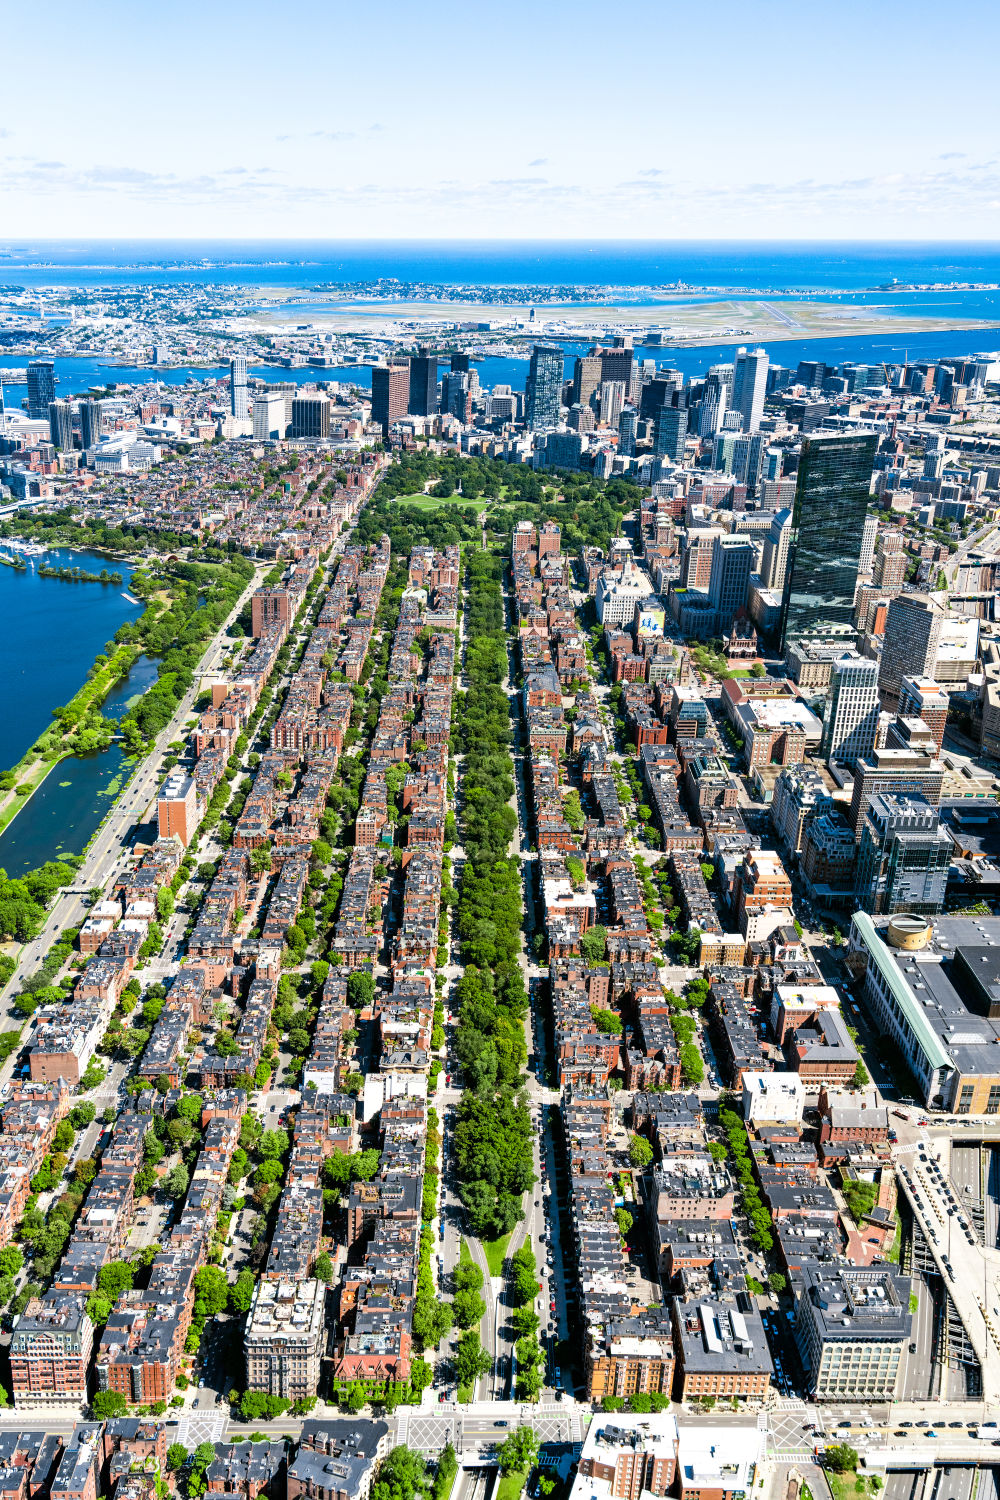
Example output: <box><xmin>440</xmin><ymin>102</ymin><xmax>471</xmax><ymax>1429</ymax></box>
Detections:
<box><xmin>599</xmin><ymin>379</ymin><xmax>626</xmax><ymax>427</ymax></box>
<box><xmin>697</xmin><ymin>372</ymin><xmax>728</xmax><ymax>436</ymax></box>
<box><xmin>253</xmin><ymin>393</ymin><xmax>286</xmax><ymax>440</ymax></box>
<box><xmin>230</xmin><ymin>356</ymin><xmax>249</xmax><ymax>420</ymax></box>
<box><xmin>823</xmin><ymin>652</ymin><xmax>880</xmax><ymax>765</ymax></box>
<box><xmin>760</xmin><ymin>508</ymin><xmax>793</xmax><ymax>592</ymax></box>
<box><xmin>731</xmin><ymin>346</ymin><xmax>769</xmax><ymax>432</ymax></box>
<box><xmin>859</xmin><ymin>512</ymin><xmax>879</xmax><ymax>576</ymax></box>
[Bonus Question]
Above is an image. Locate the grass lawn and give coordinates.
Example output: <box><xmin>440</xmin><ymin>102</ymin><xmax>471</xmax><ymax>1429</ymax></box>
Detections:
<box><xmin>482</xmin><ymin>1231</ymin><xmax>512</xmax><ymax>1276</ymax></box>
<box><xmin>825</xmin><ymin>1473</ymin><xmax>876</xmax><ymax>1500</ymax></box>
<box><xmin>496</xmin><ymin>1470</ymin><xmax>529</xmax><ymax>1500</ymax></box>
<box><xmin>391</xmin><ymin>493</ymin><xmax>483</xmax><ymax>510</ymax></box>
<box><xmin>457</xmin><ymin>1382</ymin><xmax>472</xmax><ymax>1403</ymax></box>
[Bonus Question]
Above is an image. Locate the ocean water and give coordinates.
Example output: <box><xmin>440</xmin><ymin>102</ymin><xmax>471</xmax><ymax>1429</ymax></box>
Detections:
<box><xmin>3</xmin><ymin>239</ymin><xmax>1000</xmax><ymax>290</ymax></box>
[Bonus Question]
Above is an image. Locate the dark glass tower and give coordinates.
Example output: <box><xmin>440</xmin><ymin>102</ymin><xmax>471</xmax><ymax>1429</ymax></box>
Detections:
<box><xmin>409</xmin><ymin>349</ymin><xmax>438</xmax><ymax>416</ymax></box>
<box><xmin>525</xmin><ymin>344</ymin><xmax>564</xmax><ymax>430</ymax></box>
<box><xmin>780</xmin><ymin>430</ymin><xmax>878</xmax><ymax>648</ymax></box>
<box><xmin>27</xmin><ymin>360</ymin><xmax>55</xmax><ymax>419</ymax></box>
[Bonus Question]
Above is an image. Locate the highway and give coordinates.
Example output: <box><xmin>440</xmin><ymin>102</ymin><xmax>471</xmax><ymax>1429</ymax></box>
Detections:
<box><xmin>0</xmin><ymin>563</ymin><xmax>267</xmax><ymax>1052</ymax></box>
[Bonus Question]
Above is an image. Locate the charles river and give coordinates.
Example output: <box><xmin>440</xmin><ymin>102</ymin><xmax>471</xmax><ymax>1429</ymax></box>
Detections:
<box><xmin>0</xmin><ymin>546</ymin><xmax>157</xmax><ymax>873</ymax></box>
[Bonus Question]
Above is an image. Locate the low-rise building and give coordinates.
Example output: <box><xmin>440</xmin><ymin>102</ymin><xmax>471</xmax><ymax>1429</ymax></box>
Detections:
<box><xmin>793</xmin><ymin>1264</ymin><xmax>911</xmax><ymax>1400</ymax></box>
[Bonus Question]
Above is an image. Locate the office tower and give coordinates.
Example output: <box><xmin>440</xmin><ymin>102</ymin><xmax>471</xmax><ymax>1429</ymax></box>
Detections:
<box><xmin>796</xmin><ymin>360</ymin><xmax>827</xmax><ymax>389</ymax></box>
<box><xmin>47</xmin><ymin>400</ymin><xmax>74</xmax><ymax>452</ymax></box>
<box><xmin>682</xmin><ymin>528</ymin><xmax>721</xmax><ymax>590</ymax></box>
<box><xmin>696</xmin><ymin>371</ymin><xmax>728</xmax><ymax>436</ymax></box>
<box><xmin>525</xmin><ymin>345</ymin><xmax>564</xmax><ymax>430</ymax></box>
<box><xmin>371</xmin><ymin>359</ymin><xmax>410</xmax><ymax>436</ymax></box>
<box><xmin>872</xmin><ymin>542</ymin><xmax>907</xmax><ymax>592</ymax></box>
<box><xmin>567</xmin><ymin>402</ymin><xmax>595</xmax><ymax>432</ymax></box>
<box><xmin>572</xmin><ymin>354</ymin><xmax>602</xmax><ymax>408</ymax></box>
<box><xmin>409</xmin><ymin>348</ymin><xmax>438</xmax><ymax>416</ymax></box>
<box><xmin>79</xmin><ymin>400</ymin><xmax>102</xmax><ymax>449</ymax></box>
<box><xmin>599</xmin><ymin>380</ymin><xmax>626</xmax><ymax>427</ymax></box>
<box><xmin>763</xmin><ymin>448</ymin><xmax>782</xmax><ymax>482</ymax></box>
<box><xmin>253</xmin><ymin>393</ymin><xmax>287</xmax><ymax>440</ymax></box>
<box><xmin>854</xmin><ymin>794</ymin><xmax>950</xmax><ymax>916</ymax></box>
<box><xmin>859</xmin><ymin>512</ymin><xmax>879</xmax><ymax>576</ymax></box>
<box><xmin>229</xmin><ymin>356</ymin><xmax>249</xmax><ymax>420</ymax></box>
<box><xmin>708</xmin><ymin>534</ymin><xmax>754</xmax><ymax>631</ymax></box>
<box><xmin>450</xmin><ymin>353</ymin><xmax>470</xmax><ymax>373</ymax></box>
<box><xmin>440</xmin><ymin>370</ymin><xmax>471</xmax><ymax>423</ymax></box>
<box><xmin>848</xmin><ymin>745</ymin><xmax>944</xmax><ymax>837</ymax></box>
<box><xmin>877</xmin><ymin>593</ymin><xmax>943</xmax><ymax>710</ymax></box>
<box><xmin>732</xmin><ymin>432</ymin><xmax>766</xmax><ymax>493</ymax></box>
<box><xmin>780</xmin><ymin>430</ymin><xmax>878</xmax><ymax>649</ymax></box>
<box><xmin>759</xmin><ymin>509</ymin><xmax>793</xmax><ymax>591</ymax></box>
<box><xmin>641</xmin><ymin>371</ymin><xmax>683</xmax><ymax>421</ymax></box>
<box><xmin>897</xmin><ymin>676</ymin><xmax>948</xmax><ymax>755</ymax></box>
<box><xmin>731</xmin><ymin>346</ymin><xmax>769</xmax><ymax>431</ymax></box>
<box><xmin>290</xmin><ymin>394</ymin><xmax>331</xmax><ymax>440</ymax></box>
<box><xmin>654</xmin><ymin>405</ymin><xmax>687</xmax><ymax>462</ymax></box>
<box><xmin>924</xmin><ymin>450</ymin><xmax>945</xmax><ymax>480</ymax></box>
<box><xmin>27</xmin><ymin>360</ymin><xmax>55</xmax><ymax>419</ymax></box>
<box><xmin>599</xmin><ymin>343</ymin><xmax>636</xmax><ymax>400</ymax></box>
<box><xmin>618</xmin><ymin>405</ymin><xmax>637</xmax><ymax>458</ymax></box>
<box><xmin>823</xmin><ymin>653</ymin><xmax>880</xmax><ymax>765</ymax></box>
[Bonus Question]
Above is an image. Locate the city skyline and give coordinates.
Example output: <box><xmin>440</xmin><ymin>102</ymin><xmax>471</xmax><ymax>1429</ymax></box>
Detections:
<box><xmin>3</xmin><ymin>0</ymin><xmax>1000</xmax><ymax>239</ymax></box>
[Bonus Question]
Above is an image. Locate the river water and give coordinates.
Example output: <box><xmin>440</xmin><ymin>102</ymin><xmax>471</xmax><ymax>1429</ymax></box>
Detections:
<box><xmin>0</xmin><ymin>546</ymin><xmax>151</xmax><ymax>872</ymax></box>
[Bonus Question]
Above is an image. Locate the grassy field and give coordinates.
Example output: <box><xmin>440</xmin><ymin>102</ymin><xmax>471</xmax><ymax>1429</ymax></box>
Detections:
<box><xmin>483</xmin><ymin>1231</ymin><xmax>512</xmax><ymax>1277</ymax></box>
<box><xmin>496</xmin><ymin>1471</ymin><xmax>529</xmax><ymax>1500</ymax></box>
<box><xmin>391</xmin><ymin>492</ymin><xmax>482</xmax><ymax>510</ymax></box>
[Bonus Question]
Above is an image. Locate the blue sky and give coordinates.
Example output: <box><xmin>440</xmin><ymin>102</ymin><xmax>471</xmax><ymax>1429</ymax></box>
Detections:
<box><xmin>3</xmin><ymin>0</ymin><xmax>999</xmax><ymax>240</ymax></box>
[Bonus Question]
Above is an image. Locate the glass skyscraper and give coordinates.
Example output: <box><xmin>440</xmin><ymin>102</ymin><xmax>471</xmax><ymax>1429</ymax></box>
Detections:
<box><xmin>780</xmin><ymin>429</ymin><xmax>878</xmax><ymax>649</ymax></box>
<box><xmin>27</xmin><ymin>360</ymin><xmax>55</xmax><ymax>419</ymax></box>
<box><xmin>525</xmin><ymin>344</ymin><xmax>564</xmax><ymax>429</ymax></box>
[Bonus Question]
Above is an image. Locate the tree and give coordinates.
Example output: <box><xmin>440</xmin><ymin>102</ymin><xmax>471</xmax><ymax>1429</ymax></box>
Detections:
<box><xmin>0</xmin><ymin>1247</ymin><xmax>23</xmax><ymax>1278</ymax></box>
<box><xmin>853</xmin><ymin>1058</ymin><xmax>871</xmax><ymax>1088</ymax></box>
<box><xmin>580</xmin><ymin>925</ymin><xmax>607</xmax><ymax>964</ymax></box>
<box><xmin>194</xmin><ymin>1265</ymin><xmax>229</xmax><ymax>1317</ymax></box>
<box><xmin>98</xmin><ymin>1261</ymin><xmax>134</xmax><ymax>1300</ymax></box>
<box><xmin>768</xmin><ymin>1271</ymin><xmax>787</xmax><ymax>1294</ymax></box>
<box><xmin>69</xmin><ymin>1102</ymin><xmax>96</xmax><ymax>1130</ymax></box>
<box><xmin>496</xmin><ymin>1428</ymin><xmax>539</xmax><ymax>1476</ymax></box>
<box><xmin>166</xmin><ymin>1444</ymin><xmax>189</xmax><ymax>1473</ymax></box>
<box><xmin>258</xmin><ymin>1128</ymin><xmax>290</xmax><ymax>1160</ymax></box>
<box><xmin>455</xmin><ymin>1329</ymin><xmax>492</xmax><ymax>1387</ymax></box>
<box><xmin>347</xmin><ymin>970</ymin><xmax>375</xmax><ymax>1010</ymax></box>
<box><xmin>341</xmin><ymin>1380</ymin><xmax>368</xmax><ymax>1415</ymax></box>
<box><xmin>824</xmin><ymin>1445</ymin><xmax>859</xmax><ymax>1475</ymax></box>
<box><xmin>163</xmin><ymin>1162</ymin><xmax>190</xmax><ymax>1199</ymax></box>
<box><xmin>453</xmin><ymin>1288</ymin><xmax>486</xmax><ymax>1331</ymax></box>
<box><xmin>92</xmin><ymin>1390</ymin><xmax>128</xmax><ymax>1418</ymax></box>
<box><xmin>314</xmin><ymin>1251</ymin><xmax>334</xmax><ymax>1283</ymax></box>
<box><xmin>229</xmin><ymin>1269</ymin><xmax>255</xmax><ymax>1315</ymax></box>
<box><xmin>372</xmin><ymin>1447</ymin><xmax>427</xmax><ymax>1500</ymax></box>
<box><xmin>53</xmin><ymin>1120</ymin><xmax>75</xmax><ymax>1153</ymax></box>
<box><xmin>628</xmin><ymin>1133</ymin><xmax>653</xmax><ymax>1168</ymax></box>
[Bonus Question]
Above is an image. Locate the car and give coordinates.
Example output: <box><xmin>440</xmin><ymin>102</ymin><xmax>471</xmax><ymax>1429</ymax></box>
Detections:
<box><xmin>949</xmin><ymin>1421</ymin><xmax>964</xmax><ymax>1428</ymax></box>
<box><xmin>915</xmin><ymin>1421</ymin><xmax>929</xmax><ymax>1428</ymax></box>
<box><xmin>926</xmin><ymin>1431</ymin><xmax>938</xmax><ymax>1438</ymax></box>
<box><xmin>894</xmin><ymin>1431</ymin><xmax>906</xmax><ymax>1438</ymax></box>
<box><xmin>838</xmin><ymin>1421</ymin><xmax>852</xmax><ymax>1429</ymax></box>
<box><xmin>909</xmin><ymin>1342</ymin><xmax>917</xmax><ymax>1353</ymax></box>
<box><xmin>900</xmin><ymin>1422</ymin><xmax>912</xmax><ymax>1429</ymax></box>
<box><xmin>495</xmin><ymin>1421</ymin><xmax>508</xmax><ymax>1428</ymax></box>
<box><xmin>439</xmin><ymin>1393</ymin><xmax>446</xmax><ymax>1403</ymax></box>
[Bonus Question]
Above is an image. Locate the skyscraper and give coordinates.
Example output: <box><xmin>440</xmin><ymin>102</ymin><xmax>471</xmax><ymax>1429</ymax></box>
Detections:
<box><xmin>598</xmin><ymin>380</ymin><xmax>626</xmax><ymax>427</ymax></box>
<box><xmin>253</xmin><ymin>394</ymin><xmax>287</xmax><ymax>440</ymax></box>
<box><xmin>290</xmin><ymin>395</ymin><xmax>331</xmax><ymax>440</ymax></box>
<box><xmin>878</xmin><ymin>593</ymin><xmax>944</xmax><ymax>710</ymax></box>
<box><xmin>371</xmin><ymin>359</ymin><xmax>410</xmax><ymax>436</ymax></box>
<box><xmin>229</xmin><ymin>357</ymin><xmax>249</xmax><ymax>420</ymax></box>
<box><xmin>731</xmin><ymin>347</ymin><xmax>769</xmax><ymax>431</ymax></box>
<box><xmin>440</xmin><ymin>371</ymin><xmax>471</xmax><ymax>423</ymax></box>
<box><xmin>47</xmin><ymin>401</ymin><xmax>74</xmax><ymax>452</ymax></box>
<box><xmin>599</xmin><ymin>344</ymin><xmax>636</xmax><ymax>402</ymax></box>
<box><xmin>618</xmin><ymin>405</ymin><xmax>637</xmax><ymax>458</ymax></box>
<box><xmin>525</xmin><ymin>345</ymin><xmax>563</xmax><ymax>430</ymax></box>
<box><xmin>859</xmin><ymin>511</ymin><xmax>879</xmax><ymax>576</ymax></box>
<box><xmin>654</xmin><ymin>405</ymin><xmax>687</xmax><ymax>462</ymax></box>
<box><xmin>854</xmin><ymin>794</ymin><xmax>950</xmax><ymax>916</ymax></box>
<box><xmin>572</xmin><ymin>354</ymin><xmax>602</xmax><ymax>408</ymax></box>
<box><xmin>409</xmin><ymin>348</ymin><xmax>438</xmax><ymax>416</ymax></box>
<box><xmin>27</xmin><ymin>360</ymin><xmax>55</xmax><ymax>419</ymax></box>
<box><xmin>450</xmin><ymin>353</ymin><xmax>470</xmax><ymax>373</ymax></box>
<box><xmin>79</xmin><ymin>400</ymin><xmax>103</xmax><ymax>450</ymax></box>
<box><xmin>780</xmin><ymin>430</ymin><xmax>878</xmax><ymax>649</ymax></box>
<box><xmin>708</xmin><ymin>534</ymin><xmax>754</xmax><ymax>632</ymax></box>
<box><xmin>822</xmin><ymin>652</ymin><xmax>880</xmax><ymax>765</ymax></box>
<box><xmin>759</xmin><ymin>509</ymin><xmax>793</xmax><ymax>592</ymax></box>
